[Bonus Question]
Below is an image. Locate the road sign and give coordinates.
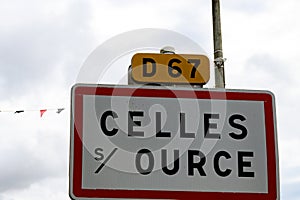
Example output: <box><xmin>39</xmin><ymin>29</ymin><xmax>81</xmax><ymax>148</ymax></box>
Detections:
<box><xmin>70</xmin><ymin>84</ymin><xmax>279</xmax><ymax>200</ymax></box>
<box><xmin>131</xmin><ymin>53</ymin><xmax>210</xmax><ymax>85</ymax></box>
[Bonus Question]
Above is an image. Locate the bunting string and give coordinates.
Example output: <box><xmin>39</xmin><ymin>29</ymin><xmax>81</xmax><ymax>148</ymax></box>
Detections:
<box><xmin>0</xmin><ymin>108</ymin><xmax>65</xmax><ymax>117</ymax></box>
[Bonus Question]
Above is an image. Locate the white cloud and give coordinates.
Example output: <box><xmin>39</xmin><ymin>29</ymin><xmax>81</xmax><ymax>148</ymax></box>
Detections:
<box><xmin>0</xmin><ymin>0</ymin><xmax>96</xmax><ymax>99</ymax></box>
<box><xmin>1</xmin><ymin>177</ymin><xmax>69</xmax><ymax>200</ymax></box>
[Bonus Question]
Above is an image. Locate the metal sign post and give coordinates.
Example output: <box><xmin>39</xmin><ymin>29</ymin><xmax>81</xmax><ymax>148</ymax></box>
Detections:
<box><xmin>212</xmin><ymin>0</ymin><xmax>226</xmax><ymax>88</ymax></box>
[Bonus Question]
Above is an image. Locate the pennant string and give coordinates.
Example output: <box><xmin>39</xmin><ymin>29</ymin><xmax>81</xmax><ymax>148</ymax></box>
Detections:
<box><xmin>0</xmin><ymin>108</ymin><xmax>65</xmax><ymax>116</ymax></box>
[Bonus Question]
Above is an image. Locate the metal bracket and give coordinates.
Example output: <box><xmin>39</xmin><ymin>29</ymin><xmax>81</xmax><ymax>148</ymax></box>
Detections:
<box><xmin>214</xmin><ymin>57</ymin><xmax>226</xmax><ymax>68</ymax></box>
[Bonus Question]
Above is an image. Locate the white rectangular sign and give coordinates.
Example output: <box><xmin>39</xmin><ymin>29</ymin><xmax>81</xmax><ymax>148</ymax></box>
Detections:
<box><xmin>70</xmin><ymin>84</ymin><xmax>279</xmax><ymax>200</ymax></box>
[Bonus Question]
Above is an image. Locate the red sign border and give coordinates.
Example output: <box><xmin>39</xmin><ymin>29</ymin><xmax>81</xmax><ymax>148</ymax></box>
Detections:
<box><xmin>70</xmin><ymin>84</ymin><xmax>278</xmax><ymax>200</ymax></box>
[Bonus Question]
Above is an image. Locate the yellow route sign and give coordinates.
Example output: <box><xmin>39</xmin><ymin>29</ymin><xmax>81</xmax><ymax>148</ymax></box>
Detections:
<box><xmin>131</xmin><ymin>53</ymin><xmax>210</xmax><ymax>85</ymax></box>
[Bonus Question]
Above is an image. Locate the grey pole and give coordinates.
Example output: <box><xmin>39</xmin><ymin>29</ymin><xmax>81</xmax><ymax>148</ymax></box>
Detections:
<box><xmin>212</xmin><ymin>0</ymin><xmax>225</xmax><ymax>88</ymax></box>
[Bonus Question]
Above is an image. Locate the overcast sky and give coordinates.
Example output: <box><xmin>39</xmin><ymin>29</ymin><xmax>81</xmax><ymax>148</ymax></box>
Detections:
<box><xmin>0</xmin><ymin>0</ymin><xmax>299</xmax><ymax>199</ymax></box>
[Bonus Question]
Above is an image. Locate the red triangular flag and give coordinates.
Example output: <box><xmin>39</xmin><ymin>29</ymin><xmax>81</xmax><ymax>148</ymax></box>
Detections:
<box><xmin>40</xmin><ymin>109</ymin><xmax>47</xmax><ymax>117</ymax></box>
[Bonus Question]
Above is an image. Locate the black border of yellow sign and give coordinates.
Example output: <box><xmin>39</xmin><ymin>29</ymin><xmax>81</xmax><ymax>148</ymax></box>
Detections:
<box><xmin>131</xmin><ymin>53</ymin><xmax>210</xmax><ymax>85</ymax></box>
